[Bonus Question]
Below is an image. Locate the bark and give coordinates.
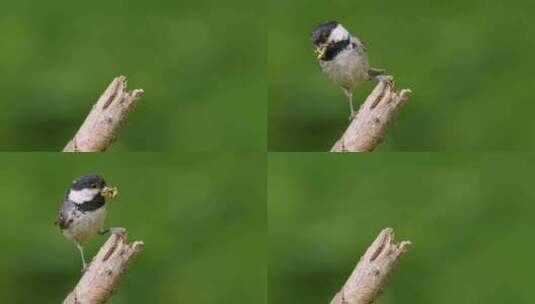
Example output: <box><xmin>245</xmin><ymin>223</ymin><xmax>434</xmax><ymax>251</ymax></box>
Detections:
<box><xmin>63</xmin><ymin>76</ymin><xmax>144</xmax><ymax>152</ymax></box>
<box><xmin>63</xmin><ymin>232</ymin><xmax>144</xmax><ymax>304</ymax></box>
<box><xmin>330</xmin><ymin>228</ymin><xmax>411</xmax><ymax>304</ymax></box>
<box><xmin>331</xmin><ymin>78</ymin><xmax>411</xmax><ymax>152</ymax></box>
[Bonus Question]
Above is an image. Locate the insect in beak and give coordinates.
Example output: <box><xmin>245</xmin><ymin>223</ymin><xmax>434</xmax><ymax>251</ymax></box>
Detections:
<box><xmin>101</xmin><ymin>186</ymin><xmax>119</xmax><ymax>199</ymax></box>
<box><xmin>314</xmin><ymin>44</ymin><xmax>327</xmax><ymax>60</ymax></box>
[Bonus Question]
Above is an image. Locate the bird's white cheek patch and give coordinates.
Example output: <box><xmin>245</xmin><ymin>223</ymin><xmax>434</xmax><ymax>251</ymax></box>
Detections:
<box><xmin>329</xmin><ymin>25</ymin><xmax>350</xmax><ymax>42</ymax></box>
<box><xmin>69</xmin><ymin>188</ymin><xmax>100</xmax><ymax>204</ymax></box>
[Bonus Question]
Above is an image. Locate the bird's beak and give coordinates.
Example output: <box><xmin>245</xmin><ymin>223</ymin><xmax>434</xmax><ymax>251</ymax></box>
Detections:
<box><xmin>314</xmin><ymin>44</ymin><xmax>327</xmax><ymax>60</ymax></box>
<box><xmin>101</xmin><ymin>186</ymin><xmax>118</xmax><ymax>199</ymax></box>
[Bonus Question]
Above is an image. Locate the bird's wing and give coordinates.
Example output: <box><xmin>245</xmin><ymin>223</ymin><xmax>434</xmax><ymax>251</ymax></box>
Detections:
<box><xmin>55</xmin><ymin>200</ymin><xmax>74</xmax><ymax>229</ymax></box>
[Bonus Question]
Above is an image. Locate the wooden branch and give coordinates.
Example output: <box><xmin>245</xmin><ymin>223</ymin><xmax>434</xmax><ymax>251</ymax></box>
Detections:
<box><xmin>63</xmin><ymin>76</ymin><xmax>144</xmax><ymax>152</ymax></box>
<box><xmin>330</xmin><ymin>228</ymin><xmax>411</xmax><ymax>304</ymax></box>
<box><xmin>63</xmin><ymin>232</ymin><xmax>144</xmax><ymax>304</ymax></box>
<box><xmin>331</xmin><ymin>78</ymin><xmax>411</xmax><ymax>152</ymax></box>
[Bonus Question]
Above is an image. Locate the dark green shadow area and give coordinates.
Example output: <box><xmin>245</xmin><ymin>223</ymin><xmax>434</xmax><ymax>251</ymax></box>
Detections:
<box><xmin>0</xmin><ymin>0</ymin><xmax>265</xmax><ymax>151</ymax></box>
<box><xmin>0</xmin><ymin>153</ymin><xmax>266</xmax><ymax>303</ymax></box>
<box><xmin>269</xmin><ymin>0</ymin><xmax>535</xmax><ymax>151</ymax></box>
<box><xmin>269</xmin><ymin>153</ymin><xmax>535</xmax><ymax>303</ymax></box>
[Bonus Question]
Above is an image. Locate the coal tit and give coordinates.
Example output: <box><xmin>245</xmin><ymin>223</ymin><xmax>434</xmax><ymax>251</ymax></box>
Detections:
<box><xmin>311</xmin><ymin>21</ymin><xmax>388</xmax><ymax>119</ymax></box>
<box><xmin>55</xmin><ymin>174</ymin><xmax>120</xmax><ymax>271</ymax></box>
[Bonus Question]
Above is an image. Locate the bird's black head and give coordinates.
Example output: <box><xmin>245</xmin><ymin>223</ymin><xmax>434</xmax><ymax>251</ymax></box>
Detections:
<box><xmin>71</xmin><ymin>174</ymin><xmax>107</xmax><ymax>191</ymax></box>
<box><xmin>310</xmin><ymin>21</ymin><xmax>339</xmax><ymax>46</ymax></box>
<box><xmin>67</xmin><ymin>174</ymin><xmax>116</xmax><ymax>210</ymax></box>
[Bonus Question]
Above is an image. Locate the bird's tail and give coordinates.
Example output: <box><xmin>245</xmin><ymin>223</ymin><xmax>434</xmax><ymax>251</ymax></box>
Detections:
<box><xmin>368</xmin><ymin>67</ymin><xmax>385</xmax><ymax>77</ymax></box>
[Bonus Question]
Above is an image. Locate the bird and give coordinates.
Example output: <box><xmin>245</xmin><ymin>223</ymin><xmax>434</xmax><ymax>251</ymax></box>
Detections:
<box><xmin>310</xmin><ymin>20</ymin><xmax>389</xmax><ymax>120</ymax></box>
<box><xmin>55</xmin><ymin>174</ymin><xmax>121</xmax><ymax>271</ymax></box>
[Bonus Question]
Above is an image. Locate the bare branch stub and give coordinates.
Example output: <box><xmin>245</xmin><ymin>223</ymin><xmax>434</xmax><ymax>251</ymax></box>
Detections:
<box><xmin>62</xmin><ymin>232</ymin><xmax>144</xmax><ymax>304</ymax></box>
<box><xmin>331</xmin><ymin>78</ymin><xmax>411</xmax><ymax>152</ymax></box>
<box><xmin>330</xmin><ymin>228</ymin><xmax>411</xmax><ymax>304</ymax></box>
<box><xmin>63</xmin><ymin>76</ymin><xmax>144</xmax><ymax>152</ymax></box>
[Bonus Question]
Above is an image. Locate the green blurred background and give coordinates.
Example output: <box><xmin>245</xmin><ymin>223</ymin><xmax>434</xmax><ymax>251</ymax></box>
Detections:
<box><xmin>269</xmin><ymin>153</ymin><xmax>535</xmax><ymax>303</ymax></box>
<box><xmin>0</xmin><ymin>153</ymin><xmax>266</xmax><ymax>303</ymax></box>
<box><xmin>0</xmin><ymin>0</ymin><xmax>265</xmax><ymax>151</ymax></box>
<box><xmin>269</xmin><ymin>0</ymin><xmax>535</xmax><ymax>151</ymax></box>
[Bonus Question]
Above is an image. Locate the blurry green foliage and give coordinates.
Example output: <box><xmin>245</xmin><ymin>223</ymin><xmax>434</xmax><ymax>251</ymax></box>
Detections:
<box><xmin>0</xmin><ymin>153</ymin><xmax>266</xmax><ymax>303</ymax></box>
<box><xmin>0</xmin><ymin>0</ymin><xmax>265</xmax><ymax>151</ymax></box>
<box><xmin>269</xmin><ymin>153</ymin><xmax>535</xmax><ymax>303</ymax></box>
<box><xmin>269</xmin><ymin>0</ymin><xmax>535</xmax><ymax>151</ymax></box>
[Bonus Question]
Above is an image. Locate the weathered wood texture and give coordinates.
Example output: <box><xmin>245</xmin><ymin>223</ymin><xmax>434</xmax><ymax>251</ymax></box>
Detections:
<box><xmin>63</xmin><ymin>76</ymin><xmax>143</xmax><ymax>152</ymax></box>
<box><xmin>331</xmin><ymin>78</ymin><xmax>411</xmax><ymax>152</ymax></box>
<box><xmin>330</xmin><ymin>228</ymin><xmax>411</xmax><ymax>304</ymax></box>
<box><xmin>63</xmin><ymin>232</ymin><xmax>144</xmax><ymax>304</ymax></box>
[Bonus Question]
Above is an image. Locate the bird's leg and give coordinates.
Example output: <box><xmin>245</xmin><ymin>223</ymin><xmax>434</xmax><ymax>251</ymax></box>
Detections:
<box><xmin>75</xmin><ymin>242</ymin><xmax>87</xmax><ymax>272</ymax></box>
<box><xmin>344</xmin><ymin>88</ymin><xmax>356</xmax><ymax>120</ymax></box>
<box><xmin>99</xmin><ymin>227</ymin><xmax>127</xmax><ymax>238</ymax></box>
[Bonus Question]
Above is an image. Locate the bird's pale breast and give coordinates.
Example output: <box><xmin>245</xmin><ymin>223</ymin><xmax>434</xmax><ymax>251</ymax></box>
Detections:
<box><xmin>62</xmin><ymin>207</ymin><xmax>107</xmax><ymax>245</ymax></box>
<box><xmin>320</xmin><ymin>46</ymin><xmax>369</xmax><ymax>90</ymax></box>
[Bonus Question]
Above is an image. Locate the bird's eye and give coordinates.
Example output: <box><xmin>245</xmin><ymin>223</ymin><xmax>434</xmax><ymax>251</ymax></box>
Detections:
<box><xmin>90</xmin><ymin>183</ymin><xmax>97</xmax><ymax>188</ymax></box>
